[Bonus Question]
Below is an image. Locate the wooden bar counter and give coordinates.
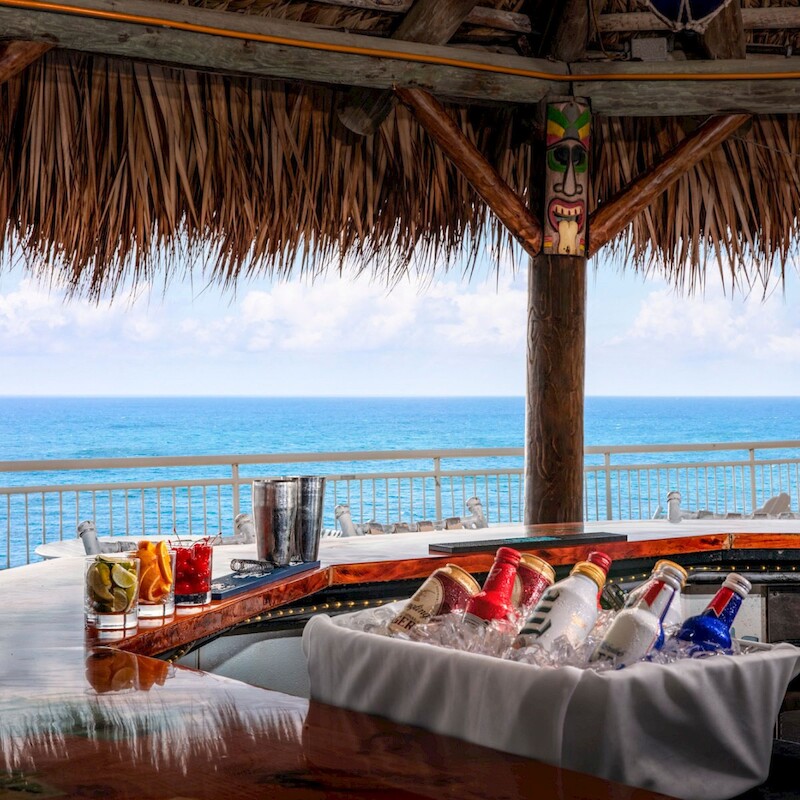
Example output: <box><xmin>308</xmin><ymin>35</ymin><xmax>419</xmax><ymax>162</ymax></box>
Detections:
<box><xmin>5</xmin><ymin>520</ymin><xmax>800</xmax><ymax>798</ymax></box>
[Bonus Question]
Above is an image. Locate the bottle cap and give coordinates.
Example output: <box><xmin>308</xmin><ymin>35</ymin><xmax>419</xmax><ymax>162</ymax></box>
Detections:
<box><xmin>495</xmin><ymin>547</ymin><xmax>521</xmax><ymax>565</ymax></box>
<box><xmin>571</xmin><ymin>561</ymin><xmax>607</xmax><ymax>589</ymax></box>
<box><xmin>723</xmin><ymin>573</ymin><xmax>752</xmax><ymax>597</ymax></box>
<box><xmin>586</xmin><ymin>551</ymin><xmax>612</xmax><ymax>575</ymax></box>
<box><xmin>655</xmin><ymin>559</ymin><xmax>688</xmax><ymax>586</ymax></box>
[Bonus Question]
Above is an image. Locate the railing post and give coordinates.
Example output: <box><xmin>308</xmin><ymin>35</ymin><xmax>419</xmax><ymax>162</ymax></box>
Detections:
<box><xmin>749</xmin><ymin>448</ymin><xmax>757</xmax><ymax>513</ymax></box>
<box><xmin>232</xmin><ymin>463</ymin><xmax>241</xmax><ymax>522</ymax></box>
<box><xmin>433</xmin><ymin>457</ymin><xmax>442</xmax><ymax>522</ymax></box>
<box><xmin>604</xmin><ymin>451</ymin><xmax>613</xmax><ymax>521</ymax></box>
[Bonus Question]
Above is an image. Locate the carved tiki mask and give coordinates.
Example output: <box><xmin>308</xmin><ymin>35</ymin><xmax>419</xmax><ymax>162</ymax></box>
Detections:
<box><xmin>543</xmin><ymin>100</ymin><xmax>590</xmax><ymax>257</ymax></box>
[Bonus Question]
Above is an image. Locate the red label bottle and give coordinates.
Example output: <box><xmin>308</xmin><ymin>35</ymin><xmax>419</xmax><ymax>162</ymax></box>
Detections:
<box><xmin>463</xmin><ymin>547</ymin><xmax>521</xmax><ymax>627</ymax></box>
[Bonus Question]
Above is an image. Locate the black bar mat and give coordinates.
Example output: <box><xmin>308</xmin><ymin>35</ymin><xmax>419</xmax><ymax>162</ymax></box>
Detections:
<box><xmin>429</xmin><ymin>532</ymin><xmax>627</xmax><ymax>554</ymax></box>
<box><xmin>210</xmin><ymin>560</ymin><xmax>321</xmax><ymax>600</ymax></box>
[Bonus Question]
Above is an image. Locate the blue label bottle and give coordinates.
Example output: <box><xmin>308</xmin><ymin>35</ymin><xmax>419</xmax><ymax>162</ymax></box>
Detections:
<box><xmin>675</xmin><ymin>573</ymin><xmax>752</xmax><ymax>653</ymax></box>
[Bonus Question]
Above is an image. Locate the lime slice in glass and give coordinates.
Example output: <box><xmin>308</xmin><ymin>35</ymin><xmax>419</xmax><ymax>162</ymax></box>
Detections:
<box><xmin>111</xmin><ymin>587</ymin><xmax>130</xmax><ymax>612</ymax></box>
<box><xmin>111</xmin><ymin>563</ymin><xmax>137</xmax><ymax>589</ymax></box>
<box><xmin>88</xmin><ymin>564</ymin><xmax>114</xmax><ymax>602</ymax></box>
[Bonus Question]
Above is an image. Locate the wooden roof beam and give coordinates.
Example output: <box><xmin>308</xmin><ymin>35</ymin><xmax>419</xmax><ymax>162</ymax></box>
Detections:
<box><xmin>700</xmin><ymin>0</ymin><xmax>746</xmax><ymax>60</ymax></box>
<box><xmin>570</xmin><ymin>59</ymin><xmax>800</xmax><ymax>116</ymax></box>
<box><xmin>395</xmin><ymin>86</ymin><xmax>542</xmax><ymax>258</ymax></box>
<box><xmin>4</xmin><ymin>0</ymin><xmax>800</xmax><ymax>114</ymax></box>
<box><xmin>547</xmin><ymin>0</ymin><xmax>602</xmax><ymax>62</ymax></box>
<box><xmin>588</xmin><ymin>113</ymin><xmax>751</xmax><ymax>257</ymax></box>
<box><xmin>338</xmin><ymin>0</ymin><xmax>483</xmax><ymax>136</ymax></box>
<box><xmin>0</xmin><ymin>39</ymin><xmax>52</xmax><ymax>83</ymax></box>
<box><xmin>311</xmin><ymin>0</ymin><xmax>531</xmax><ymax>35</ymax></box>
<box><xmin>597</xmin><ymin>7</ymin><xmax>800</xmax><ymax>32</ymax></box>
<box><xmin>0</xmin><ymin>0</ymin><xmax>558</xmax><ymax>104</ymax></box>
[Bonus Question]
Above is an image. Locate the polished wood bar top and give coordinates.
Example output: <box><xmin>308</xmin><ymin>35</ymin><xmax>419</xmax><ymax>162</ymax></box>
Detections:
<box><xmin>5</xmin><ymin>521</ymin><xmax>799</xmax><ymax>798</ymax></box>
<box><xmin>0</xmin><ymin>550</ymin><xmax>676</xmax><ymax>799</ymax></box>
<box><xmin>15</xmin><ymin>519</ymin><xmax>800</xmax><ymax>658</ymax></box>
<box><xmin>2</xmin><ymin>648</ymin><xmax>675</xmax><ymax>799</ymax></box>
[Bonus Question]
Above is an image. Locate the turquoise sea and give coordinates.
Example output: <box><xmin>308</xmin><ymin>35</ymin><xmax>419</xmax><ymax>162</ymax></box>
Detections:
<box><xmin>1</xmin><ymin>396</ymin><xmax>798</xmax><ymax>567</ymax></box>
<box><xmin>2</xmin><ymin>395</ymin><xmax>799</xmax><ymax>461</ymax></box>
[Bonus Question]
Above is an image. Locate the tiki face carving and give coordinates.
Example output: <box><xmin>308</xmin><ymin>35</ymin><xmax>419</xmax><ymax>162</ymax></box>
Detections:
<box><xmin>544</xmin><ymin>101</ymin><xmax>590</xmax><ymax>257</ymax></box>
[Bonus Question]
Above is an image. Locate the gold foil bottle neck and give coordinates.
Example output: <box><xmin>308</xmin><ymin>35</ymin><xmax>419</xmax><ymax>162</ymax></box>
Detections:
<box><xmin>654</xmin><ymin>559</ymin><xmax>688</xmax><ymax>585</ymax></box>
<box><xmin>442</xmin><ymin>563</ymin><xmax>481</xmax><ymax>595</ymax></box>
<box><xmin>570</xmin><ymin>561</ymin><xmax>606</xmax><ymax>589</ymax></box>
<box><xmin>519</xmin><ymin>553</ymin><xmax>555</xmax><ymax>585</ymax></box>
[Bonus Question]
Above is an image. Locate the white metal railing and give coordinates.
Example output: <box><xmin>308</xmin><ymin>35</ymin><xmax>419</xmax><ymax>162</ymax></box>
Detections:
<box><xmin>1</xmin><ymin>441</ymin><xmax>799</xmax><ymax>569</ymax></box>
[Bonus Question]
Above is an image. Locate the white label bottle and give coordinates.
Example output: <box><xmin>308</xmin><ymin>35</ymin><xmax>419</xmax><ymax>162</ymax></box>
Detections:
<box><xmin>519</xmin><ymin>561</ymin><xmax>607</xmax><ymax>650</ymax></box>
<box><xmin>625</xmin><ymin>559</ymin><xmax>687</xmax><ymax>630</ymax></box>
<box><xmin>591</xmin><ymin>574</ymin><xmax>680</xmax><ymax>667</ymax></box>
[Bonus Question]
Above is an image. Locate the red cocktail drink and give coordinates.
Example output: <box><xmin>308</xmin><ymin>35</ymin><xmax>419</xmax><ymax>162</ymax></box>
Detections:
<box><xmin>173</xmin><ymin>541</ymin><xmax>213</xmax><ymax>606</ymax></box>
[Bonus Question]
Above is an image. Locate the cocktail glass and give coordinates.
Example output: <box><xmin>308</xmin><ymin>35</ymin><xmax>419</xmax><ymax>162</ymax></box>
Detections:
<box><xmin>84</xmin><ymin>554</ymin><xmax>140</xmax><ymax>629</ymax></box>
<box><xmin>172</xmin><ymin>541</ymin><xmax>213</xmax><ymax>606</ymax></box>
<box><xmin>134</xmin><ymin>540</ymin><xmax>176</xmax><ymax>619</ymax></box>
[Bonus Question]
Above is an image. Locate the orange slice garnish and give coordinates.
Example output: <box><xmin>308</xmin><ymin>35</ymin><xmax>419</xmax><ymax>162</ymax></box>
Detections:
<box><xmin>156</xmin><ymin>541</ymin><xmax>173</xmax><ymax>585</ymax></box>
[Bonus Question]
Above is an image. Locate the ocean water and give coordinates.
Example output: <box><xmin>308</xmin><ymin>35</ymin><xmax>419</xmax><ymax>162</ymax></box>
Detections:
<box><xmin>2</xmin><ymin>395</ymin><xmax>799</xmax><ymax>462</ymax></box>
<box><xmin>1</xmin><ymin>396</ymin><xmax>798</xmax><ymax>567</ymax></box>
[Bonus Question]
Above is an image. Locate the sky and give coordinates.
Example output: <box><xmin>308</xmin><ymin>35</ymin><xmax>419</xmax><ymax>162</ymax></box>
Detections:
<box><xmin>0</xmin><ymin>248</ymin><xmax>798</xmax><ymax>396</ymax></box>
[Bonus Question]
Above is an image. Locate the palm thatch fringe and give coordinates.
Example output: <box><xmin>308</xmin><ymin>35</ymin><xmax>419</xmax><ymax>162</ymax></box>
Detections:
<box><xmin>1</xmin><ymin>47</ymin><xmax>799</xmax><ymax>296</ymax></box>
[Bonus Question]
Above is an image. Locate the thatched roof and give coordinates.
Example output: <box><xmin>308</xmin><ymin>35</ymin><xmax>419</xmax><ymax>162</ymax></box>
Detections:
<box><xmin>2</xmin><ymin>0</ymin><xmax>800</xmax><ymax>295</ymax></box>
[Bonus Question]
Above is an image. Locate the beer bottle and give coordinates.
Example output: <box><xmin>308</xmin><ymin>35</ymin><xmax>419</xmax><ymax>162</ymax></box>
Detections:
<box><xmin>675</xmin><ymin>573</ymin><xmax>752</xmax><ymax>653</ymax></box>
<box><xmin>463</xmin><ymin>547</ymin><xmax>521</xmax><ymax>628</ymax></box>
<box><xmin>591</xmin><ymin>574</ymin><xmax>680</xmax><ymax>667</ymax></box>
<box><xmin>625</xmin><ymin>560</ymin><xmax>688</xmax><ymax>630</ymax></box>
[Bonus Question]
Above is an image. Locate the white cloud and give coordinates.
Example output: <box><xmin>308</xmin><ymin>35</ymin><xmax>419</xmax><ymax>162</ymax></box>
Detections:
<box><xmin>182</xmin><ymin>273</ymin><xmax>530</xmax><ymax>356</ymax></box>
<box><xmin>588</xmin><ymin>265</ymin><xmax>800</xmax><ymax>395</ymax></box>
<box><xmin>619</xmin><ymin>281</ymin><xmax>799</xmax><ymax>364</ymax></box>
<box><xmin>2</xmin><ymin>256</ymin><xmax>797</xmax><ymax>396</ymax></box>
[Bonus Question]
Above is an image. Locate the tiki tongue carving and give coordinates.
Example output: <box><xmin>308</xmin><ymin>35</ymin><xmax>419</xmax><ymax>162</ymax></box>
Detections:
<box><xmin>543</xmin><ymin>99</ymin><xmax>590</xmax><ymax>257</ymax></box>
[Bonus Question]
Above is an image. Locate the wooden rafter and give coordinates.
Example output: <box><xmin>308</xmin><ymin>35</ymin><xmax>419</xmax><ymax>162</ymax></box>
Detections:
<box><xmin>338</xmin><ymin>0</ymin><xmax>482</xmax><ymax>135</ymax></box>
<box><xmin>588</xmin><ymin>113</ymin><xmax>751</xmax><ymax>257</ymax></box>
<box><xmin>311</xmin><ymin>0</ymin><xmax>531</xmax><ymax>35</ymax></box>
<box><xmin>395</xmin><ymin>86</ymin><xmax>542</xmax><ymax>258</ymax></box>
<box><xmin>0</xmin><ymin>40</ymin><xmax>52</xmax><ymax>84</ymax></box>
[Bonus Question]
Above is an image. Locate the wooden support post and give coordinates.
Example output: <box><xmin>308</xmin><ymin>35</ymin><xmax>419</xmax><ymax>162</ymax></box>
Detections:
<box><xmin>524</xmin><ymin>98</ymin><xmax>590</xmax><ymax>525</ymax></box>
<box><xmin>548</xmin><ymin>0</ymin><xmax>592</xmax><ymax>62</ymax></box>
<box><xmin>338</xmin><ymin>0</ymin><xmax>480</xmax><ymax>135</ymax></box>
<box><xmin>0</xmin><ymin>40</ymin><xmax>52</xmax><ymax>84</ymax></box>
<box><xmin>588</xmin><ymin>113</ymin><xmax>750</xmax><ymax>256</ymax></box>
<box><xmin>525</xmin><ymin>253</ymin><xmax>586</xmax><ymax>524</ymax></box>
<box><xmin>395</xmin><ymin>86</ymin><xmax>542</xmax><ymax>257</ymax></box>
<box><xmin>701</xmin><ymin>0</ymin><xmax>746</xmax><ymax>60</ymax></box>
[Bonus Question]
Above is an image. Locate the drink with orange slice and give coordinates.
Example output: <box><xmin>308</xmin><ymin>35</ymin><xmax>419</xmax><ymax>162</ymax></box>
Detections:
<box><xmin>133</xmin><ymin>540</ymin><xmax>176</xmax><ymax>619</ymax></box>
